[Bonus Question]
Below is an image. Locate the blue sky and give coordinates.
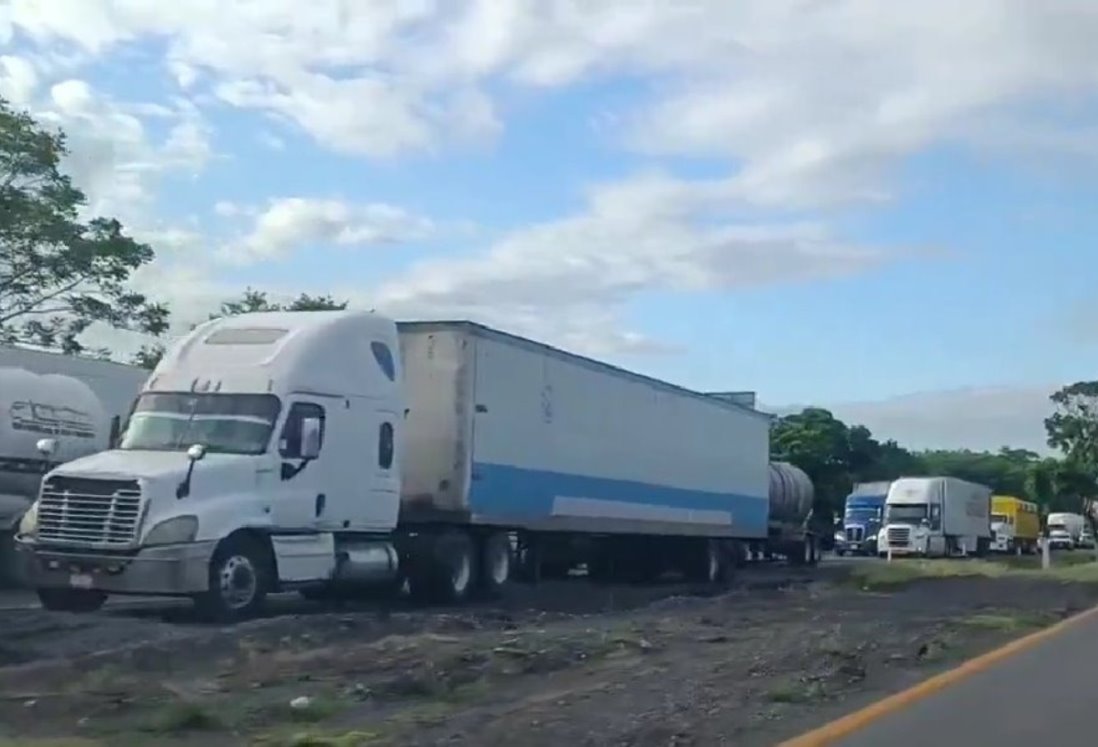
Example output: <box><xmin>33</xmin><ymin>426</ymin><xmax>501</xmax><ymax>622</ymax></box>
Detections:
<box><xmin>2</xmin><ymin>0</ymin><xmax>1097</xmax><ymax>451</ymax></box>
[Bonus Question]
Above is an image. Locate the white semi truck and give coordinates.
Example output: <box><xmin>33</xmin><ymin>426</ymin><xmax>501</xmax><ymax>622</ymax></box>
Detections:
<box><xmin>1046</xmin><ymin>512</ymin><xmax>1087</xmax><ymax>550</ymax></box>
<box><xmin>877</xmin><ymin>476</ymin><xmax>992</xmax><ymax>558</ymax></box>
<box><xmin>16</xmin><ymin>312</ymin><xmax>775</xmax><ymax>620</ymax></box>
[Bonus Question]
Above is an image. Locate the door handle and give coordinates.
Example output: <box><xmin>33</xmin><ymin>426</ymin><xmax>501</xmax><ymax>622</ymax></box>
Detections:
<box><xmin>315</xmin><ymin>493</ymin><xmax>326</xmax><ymax>517</ymax></box>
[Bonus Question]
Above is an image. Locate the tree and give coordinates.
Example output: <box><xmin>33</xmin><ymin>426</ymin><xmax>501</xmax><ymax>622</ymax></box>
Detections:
<box><xmin>914</xmin><ymin>447</ymin><xmax>1037</xmax><ymax>496</ymax></box>
<box><xmin>1045</xmin><ymin>381</ymin><xmax>1098</xmax><ymax>545</ymax></box>
<box><xmin>211</xmin><ymin>287</ymin><xmax>347</xmax><ymax>319</ymax></box>
<box><xmin>770</xmin><ymin>408</ymin><xmax>859</xmax><ymax>522</ymax></box>
<box><xmin>0</xmin><ymin>98</ymin><xmax>168</xmax><ymax>354</ymax></box>
<box><xmin>131</xmin><ymin>288</ymin><xmax>348</xmax><ymax>369</ymax></box>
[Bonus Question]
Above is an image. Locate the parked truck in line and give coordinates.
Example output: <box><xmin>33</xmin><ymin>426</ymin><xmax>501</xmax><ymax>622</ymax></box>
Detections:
<box><xmin>990</xmin><ymin>495</ymin><xmax>1039</xmax><ymax>554</ymax></box>
<box><xmin>0</xmin><ymin>345</ymin><xmax>147</xmax><ymax>432</ymax></box>
<box><xmin>877</xmin><ymin>476</ymin><xmax>992</xmax><ymax>558</ymax></box>
<box><xmin>1046</xmin><ymin>512</ymin><xmax>1087</xmax><ymax>550</ymax></box>
<box><xmin>744</xmin><ymin>461</ymin><xmax>820</xmax><ymax>565</ymax></box>
<box><xmin>15</xmin><ymin>312</ymin><xmax>779</xmax><ymax>620</ymax></box>
<box><xmin>834</xmin><ymin>481</ymin><xmax>890</xmax><ymax>556</ymax></box>
<box><xmin>0</xmin><ymin>366</ymin><xmax>139</xmax><ymax>584</ymax></box>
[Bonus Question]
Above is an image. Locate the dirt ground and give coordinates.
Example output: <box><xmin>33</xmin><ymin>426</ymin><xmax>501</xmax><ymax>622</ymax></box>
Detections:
<box><xmin>1</xmin><ymin>562</ymin><xmax>1096</xmax><ymax>747</ymax></box>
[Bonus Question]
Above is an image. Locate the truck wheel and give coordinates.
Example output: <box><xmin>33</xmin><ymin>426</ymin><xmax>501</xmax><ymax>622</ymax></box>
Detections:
<box><xmin>689</xmin><ymin>539</ymin><xmax>725</xmax><ymax>584</ymax></box>
<box><xmin>430</xmin><ymin>531</ymin><xmax>476</xmax><ymax>604</ymax></box>
<box><xmin>195</xmin><ymin>535</ymin><xmax>270</xmax><ymax>622</ymax></box>
<box><xmin>0</xmin><ymin>528</ymin><xmax>19</xmax><ymax>588</ymax></box>
<box><xmin>37</xmin><ymin>587</ymin><xmax>107</xmax><ymax>613</ymax></box>
<box><xmin>478</xmin><ymin>532</ymin><xmax>512</xmax><ymax>598</ymax></box>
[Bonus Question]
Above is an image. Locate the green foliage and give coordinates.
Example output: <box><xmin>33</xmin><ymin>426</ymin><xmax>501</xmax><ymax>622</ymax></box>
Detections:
<box><xmin>1044</xmin><ymin>382</ymin><xmax>1098</xmax><ymax>529</ymax></box>
<box><xmin>0</xmin><ymin>97</ymin><xmax>168</xmax><ymax>354</ymax></box>
<box><xmin>770</xmin><ymin>400</ymin><xmax>1090</xmax><ymax>522</ymax></box>
<box><xmin>212</xmin><ymin>287</ymin><xmax>348</xmax><ymax>319</ymax></box>
<box><xmin>131</xmin><ymin>288</ymin><xmax>349</xmax><ymax>369</ymax></box>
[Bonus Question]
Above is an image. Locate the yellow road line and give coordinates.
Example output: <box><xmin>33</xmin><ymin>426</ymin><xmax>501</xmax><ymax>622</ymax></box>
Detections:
<box><xmin>778</xmin><ymin>602</ymin><xmax>1098</xmax><ymax>746</ymax></box>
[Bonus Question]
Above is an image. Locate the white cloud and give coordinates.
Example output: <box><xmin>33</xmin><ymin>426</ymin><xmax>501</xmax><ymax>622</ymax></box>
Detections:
<box><xmin>0</xmin><ymin>54</ymin><xmax>38</xmax><ymax>104</ymax></box>
<box><xmin>5</xmin><ymin>0</ymin><xmax>1098</xmax><ymax>385</ymax></box>
<box><xmin>372</xmin><ymin>171</ymin><xmax>908</xmax><ymax>355</ymax></box>
<box><xmin>11</xmin><ymin>77</ymin><xmax>214</xmax><ymax>219</ymax></box>
<box><xmin>221</xmin><ymin>197</ymin><xmax>435</xmax><ymax>263</ymax></box>
<box><xmin>814</xmin><ymin>386</ymin><xmax>1060</xmax><ymax>455</ymax></box>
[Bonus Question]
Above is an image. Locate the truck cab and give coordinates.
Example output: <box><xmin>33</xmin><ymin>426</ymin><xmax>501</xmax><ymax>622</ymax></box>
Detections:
<box><xmin>878</xmin><ymin>476</ymin><xmax>991</xmax><ymax>558</ymax></box>
<box><xmin>990</xmin><ymin>511</ymin><xmax>1014</xmax><ymax>552</ymax></box>
<box><xmin>16</xmin><ymin>310</ymin><xmax>407</xmax><ymax>619</ymax></box>
<box><xmin>835</xmin><ymin>485</ymin><xmax>888</xmax><ymax>556</ymax></box>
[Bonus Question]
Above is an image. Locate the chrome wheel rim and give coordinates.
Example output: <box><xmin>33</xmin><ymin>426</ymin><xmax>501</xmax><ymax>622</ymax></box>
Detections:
<box><xmin>218</xmin><ymin>554</ymin><xmax>257</xmax><ymax>610</ymax></box>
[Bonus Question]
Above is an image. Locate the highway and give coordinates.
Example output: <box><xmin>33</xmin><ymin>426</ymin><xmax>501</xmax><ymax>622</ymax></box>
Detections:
<box><xmin>817</xmin><ymin>605</ymin><xmax>1098</xmax><ymax>746</ymax></box>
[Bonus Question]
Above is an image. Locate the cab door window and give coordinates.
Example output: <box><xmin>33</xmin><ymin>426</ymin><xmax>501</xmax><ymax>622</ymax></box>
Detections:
<box><xmin>280</xmin><ymin>403</ymin><xmax>326</xmax><ymax>458</ymax></box>
<box><xmin>378</xmin><ymin>421</ymin><xmax>394</xmax><ymax>469</ymax></box>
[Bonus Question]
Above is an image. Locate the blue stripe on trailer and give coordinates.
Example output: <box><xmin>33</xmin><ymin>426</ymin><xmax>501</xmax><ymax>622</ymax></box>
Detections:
<box><xmin>468</xmin><ymin>461</ymin><xmax>769</xmax><ymax>538</ymax></box>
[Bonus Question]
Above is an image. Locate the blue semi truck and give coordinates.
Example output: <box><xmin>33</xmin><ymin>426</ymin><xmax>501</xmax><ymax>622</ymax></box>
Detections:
<box><xmin>834</xmin><ymin>481</ymin><xmax>891</xmax><ymax>556</ymax></box>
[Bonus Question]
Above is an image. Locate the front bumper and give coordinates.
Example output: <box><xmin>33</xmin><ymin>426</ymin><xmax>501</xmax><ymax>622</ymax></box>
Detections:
<box><xmin>14</xmin><ymin>539</ymin><xmax>216</xmax><ymax>595</ymax></box>
<box><xmin>881</xmin><ymin>544</ymin><xmax>921</xmax><ymax>556</ymax></box>
<box><xmin>839</xmin><ymin>540</ymin><xmax>878</xmax><ymax>554</ymax></box>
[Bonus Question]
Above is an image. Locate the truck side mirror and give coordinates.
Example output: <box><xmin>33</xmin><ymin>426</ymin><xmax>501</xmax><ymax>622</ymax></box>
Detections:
<box><xmin>300</xmin><ymin>417</ymin><xmax>322</xmax><ymax>460</ymax></box>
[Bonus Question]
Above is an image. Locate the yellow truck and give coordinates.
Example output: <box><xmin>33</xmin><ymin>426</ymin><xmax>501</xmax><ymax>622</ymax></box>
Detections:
<box><xmin>990</xmin><ymin>495</ymin><xmax>1040</xmax><ymax>553</ymax></box>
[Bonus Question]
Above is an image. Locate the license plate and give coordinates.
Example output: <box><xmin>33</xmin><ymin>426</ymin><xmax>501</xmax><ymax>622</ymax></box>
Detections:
<box><xmin>69</xmin><ymin>573</ymin><xmax>94</xmax><ymax>589</ymax></box>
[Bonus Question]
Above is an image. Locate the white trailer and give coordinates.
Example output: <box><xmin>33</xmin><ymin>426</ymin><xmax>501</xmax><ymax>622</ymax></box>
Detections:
<box><xmin>16</xmin><ymin>312</ymin><xmax>773</xmax><ymax>620</ymax></box>
<box><xmin>878</xmin><ymin>476</ymin><xmax>992</xmax><ymax>558</ymax></box>
<box><xmin>0</xmin><ymin>346</ymin><xmax>147</xmax><ymax>433</ymax></box>
<box><xmin>0</xmin><ymin>366</ymin><xmax>127</xmax><ymax>584</ymax></box>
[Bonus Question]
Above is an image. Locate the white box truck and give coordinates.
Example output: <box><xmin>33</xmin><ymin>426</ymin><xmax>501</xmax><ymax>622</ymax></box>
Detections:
<box><xmin>878</xmin><ymin>476</ymin><xmax>992</xmax><ymax>557</ymax></box>
<box><xmin>15</xmin><ymin>312</ymin><xmax>774</xmax><ymax>620</ymax></box>
<box><xmin>1046</xmin><ymin>512</ymin><xmax>1087</xmax><ymax>550</ymax></box>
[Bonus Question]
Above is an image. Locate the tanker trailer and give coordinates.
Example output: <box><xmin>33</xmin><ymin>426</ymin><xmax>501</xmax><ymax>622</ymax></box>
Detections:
<box><xmin>747</xmin><ymin>462</ymin><xmax>819</xmax><ymax>565</ymax></box>
<box><xmin>0</xmin><ymin>368</ymin><xmax>110</xmax><ymax>583</ymax></box>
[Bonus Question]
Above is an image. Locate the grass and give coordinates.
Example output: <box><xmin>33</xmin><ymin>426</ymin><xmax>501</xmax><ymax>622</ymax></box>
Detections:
<box><xmin>847</xmin><ymin>552</ymin><xmax>1098</xmax><ymax>590</ymax></box>
<box><xmin>253</xmin><ymin>731</ymin><xmax>383</xmax><ymax>747</ymax></box>
<box><xmin>142</xmin><ymin>701</ymin><xmax>224</xmax><ymax>733</ymax></box>
<box><xmin>0</xmin><ymin>741</ymin><xmax>103</xmax><ymax>747</ymax></box>
<box><xmin>765</xmin><ymin>681</ymin><xmax>827</xmax><ymax>704</ymax></box>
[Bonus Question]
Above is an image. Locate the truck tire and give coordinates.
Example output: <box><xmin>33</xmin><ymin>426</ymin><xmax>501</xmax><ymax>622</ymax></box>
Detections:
<box><xmin>195</xmin><ymin>534</ymin><xmax>270</xmax><ymax>622</ymax></box>
<box><xmin>37</xmin><ymin>587</ymin><xmax>107</xmax><ymax>613</ymax></box>
<box><xmin>429</xmin><ymin>530</ymin><xmax>476</xmax><ymax>604</ymax></box>
<box><xmin>688</xmin><ymin>539</ymin><xmax>725</xmax><ymax>584</ymax></box>
<box><xmin>478</xmin><ymin>532</ymin><xmax>512</xmax><ymax>598</ymax></box>
<box><xmin>0</xmin><ymin>528</ymin><xmax>18</xmax><ymax>588</ymax></box>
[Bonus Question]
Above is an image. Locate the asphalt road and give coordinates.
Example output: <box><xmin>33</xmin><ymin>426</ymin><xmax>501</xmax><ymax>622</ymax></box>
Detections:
<box><xmin>834</xmin><ymin>607</ymin><xmax>1098</xmax><ymax>746</ymax></box>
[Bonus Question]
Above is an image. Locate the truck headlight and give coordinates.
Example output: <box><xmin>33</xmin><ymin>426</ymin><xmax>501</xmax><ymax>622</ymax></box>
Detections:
<box><xmin>144</xmin><ymin>515</ymin><xmax>199</xmax><ymax>546</ymax></box>
<box><xmin>17</xmin><ymin>502</ymin><xmax>39</xmax><ymax>537</ymax></box>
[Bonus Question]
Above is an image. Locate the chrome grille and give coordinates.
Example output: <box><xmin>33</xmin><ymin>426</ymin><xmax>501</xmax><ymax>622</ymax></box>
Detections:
<box><xmin>37</xmin><ymin>476</ymin><xmax>143</xmax><ymax>547</ymax></box>
<box><xmin>845</xmin><ymin>527</ymin><xmax>864</xmax><ymax>542</ymax></box>
<box><xmin>887</xmin><ymin>526</ymin><xmax>911</xmax><ymax>545</ymax></box>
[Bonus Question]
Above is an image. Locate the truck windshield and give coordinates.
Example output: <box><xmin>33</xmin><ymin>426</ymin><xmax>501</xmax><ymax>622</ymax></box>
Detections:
<box><xmin>844</xmin><ymin>508</ymin><xmax>879</xmax><ymax>522</ymax></box>
<box><xmin>991</xmin><ymin>513</ymin><xmax>1009</xmax><ymax>524</ymax></box>
<box><xmin>120</xmin><ymin>393</ymin><xmax>281</xmax><ymax>455</ymax></box>
<box><xmin>885</xmin><ymin>504</ymin><xmax>927</xmax><ymax>522</ymax></box>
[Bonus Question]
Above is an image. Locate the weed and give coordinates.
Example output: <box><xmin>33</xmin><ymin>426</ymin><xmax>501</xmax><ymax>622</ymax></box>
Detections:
<box><xmin>142</xmin><ymin>700</ymin><xmax>223</xmax><ymax>733</ymax></box>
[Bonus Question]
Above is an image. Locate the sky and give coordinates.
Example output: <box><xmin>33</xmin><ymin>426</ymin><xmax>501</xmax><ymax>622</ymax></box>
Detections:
<box><xmin>2</xmin><ymin>0</ymin><xmax>1098</xmax><ymax>455</ymax></box>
